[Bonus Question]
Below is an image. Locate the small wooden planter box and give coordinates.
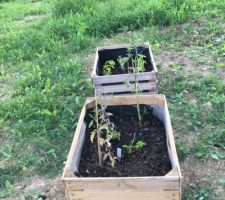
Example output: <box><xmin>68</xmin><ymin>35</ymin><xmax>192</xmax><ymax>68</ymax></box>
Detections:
<box><xmin>62</xmin><ymin>95</ymin><xmax>182</xmax><ymax>200</ymax></box>
<box><xmin>91</xmin><ymin>43</ymin><xmax>158</xmax><ymax>95</ymax></box>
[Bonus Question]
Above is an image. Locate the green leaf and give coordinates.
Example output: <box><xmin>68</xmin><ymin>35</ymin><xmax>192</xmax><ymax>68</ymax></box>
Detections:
<box><xmin>5</xmin><ymin>180</ymin><xmax>11</xmax><ymax>188</ymax></box>
<box><xmin>0</xmin><ymin>150</ymin><xmax>11</xmax><ymax>158</ymax></box>
<box><xmin>75</xmin><ymin>96</ymin><xmax>81</xmax><ymax>105</ymax></box>
<box><xmin>88</xmin><ymin>120</ymin><xmax>94</xmax><ymax>128</ymax></box>
<box><xmin>41</xmin><ymin>109</ymin><xmax>53</xmax><ymax>116</ymax></box>
<box><xmin>44</xmin><ymin>78</ymin><xmax>51</xmax><ymax>90</ymax></box>
<box><xmin>211</xmin><ymin>153</ymin><xmax>219</xmax><ymax>160</ymax></box>
<box><xmin>99</xmin><ymin>124</ymin><xmax>109</xmax><ymax>132</ymax></box>
<box><xmin>22</xmin><ymin>165</ymin><xmax>27</xmax><ymax>172</ymax></box>
<box><xmin>217</xmin><ymin>151</ymin><xmax>225</xmax><ymax>159</ymax></box>
<box><xmin>19</xmin><ymin>196</ymin><xmax>26</xmax><ymax>200</ymax></box>
<box><xmin>219</xmin><ymin>178</ymin><xmax>225</xmax><ymax>185</ymax></box>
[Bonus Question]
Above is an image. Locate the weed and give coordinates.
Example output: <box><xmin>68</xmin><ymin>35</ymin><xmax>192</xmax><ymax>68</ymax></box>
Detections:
<box><xmin>182</xmin><ymin>186</ymin><xmax>215</xmax><ymax>200</ymax></box>
<box><xmin>175</xmin><ymin>141</ymin><xmax>190</xmax><ymax>160</ymax></box>
<box><xmin>51</xmin><ymin>0</ymin><xmax>93</xmax><ymax>17</ymax></box>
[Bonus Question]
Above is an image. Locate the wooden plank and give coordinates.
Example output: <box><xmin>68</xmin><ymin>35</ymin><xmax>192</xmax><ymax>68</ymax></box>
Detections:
<box><xmin>65</xmin><ymin>190</ymin><xmax>70</xmax><ymax>200</ymax></box>
<box><xmin>164</xmin><ymin>98</ymin><xmax>181</xmax><ymax>176</ymax></box>
<box><xmin>95</xmin><ymin>82</ymin><xmax>157</xmax><ymax>94</ymax></box>
<box><xmin>97</xmin><ymin>94</ymin><xmax>165</xmax><ymax>108</ymax></box>
<box><xmin>64</xmin><ymin>178</ymin><xmax>179</xmax><ymax>191</ymax></box>
<box><xmin>67</xmin><ymin>190</ymin><xmax>180</xmax><ymax>200</ymax></box>
<box><xmin>116</xmin><ymin>90</ymin><xmax>158</xmax><ymax>96</ymax></box>
<box><xmin>72</xmin><ymin>122</ymin><xmax>86</xmax><ymax>172</ymax></box>
<box><xmin>166</xmin><ymin>167</ymin><xmax>179</xmax><ymax>177</ymax></box>
<box><xmin>96</xmin><ymin>42</ymin><xmax>149</xmax><ymax>51</ymax></box>
<box><xmin>148</xmin><ymin>43</ymin><xmax>158</xmax><ymax>74</ymax></box>
<box><xmin>91</xmin><ymin>48</ymin><xmax>99</xmax><ymax>77</ymax></box>
<box><xmin>92</xmin><ymin>72</ymin><xmax>157</xmax><ymax>84</ymax></box>
<box><xmin>62</xmin><ymin>101</ymin><xmax>88</xmax><ymax>177</ymax></box>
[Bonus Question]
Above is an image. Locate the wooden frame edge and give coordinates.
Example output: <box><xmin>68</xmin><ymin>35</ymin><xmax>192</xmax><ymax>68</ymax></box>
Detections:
<box><xmin>91</xmin><ymin>43</ymin><xmax>158</xmax><ymax>80</ymax></box>
<box><xmin>62</xmin><ymin>95</ymin><xmax>181</xmax><ymax>182</ymax></box>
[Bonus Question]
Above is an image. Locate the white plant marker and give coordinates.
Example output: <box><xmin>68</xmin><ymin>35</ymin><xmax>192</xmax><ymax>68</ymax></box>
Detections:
<box><xmin>117</xmin><ymin>148</ymin><xmax>122</xmax><ymax>159</ymax></box>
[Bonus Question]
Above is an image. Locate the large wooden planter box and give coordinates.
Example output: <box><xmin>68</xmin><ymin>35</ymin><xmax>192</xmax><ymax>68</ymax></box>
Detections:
<box><xmin>91</xmin><ymin>43</ymin><xmax>158</xmax><ymax>95</ymax></box>
<box><xmin>62</xmin><ymin>94</ymin><xmax>182</xmax><ymax>200</ymax></box>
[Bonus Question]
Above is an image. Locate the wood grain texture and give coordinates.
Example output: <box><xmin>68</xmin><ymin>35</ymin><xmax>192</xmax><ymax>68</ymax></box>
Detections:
<box><xmin>92</xmin><ymin>72</ymin><xmax>157</xmax><ymax>84</ymax></box>
<box><xmin>64</xmin><ymin>177</ymin><xmax>179</xmax><ymax>191</ymax></box>
<box><xmin>67</xmin><ymin>191</ymin><xmax>180</xmax><ymax>200</ymax></box>
<box><xmin>95</xmin><ymin>81</ymin><xmax>157</xmax><ymax>94</ymax></box>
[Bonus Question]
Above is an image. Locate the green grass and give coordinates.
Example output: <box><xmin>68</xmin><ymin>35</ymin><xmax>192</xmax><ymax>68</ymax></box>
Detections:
<box><xmin>0</xmin><ymin>0</ymin><xmax>225</xmax><ymax>198</ymax></box>
<box><xmin>183</xmin><ymin>186</ymin><xmax>215</xmax><ymax>200</ymax></box>
<box><xmin>161</xmin><ymin>71</ymin><xmax>225</xmax><ymax>158</ymax></box>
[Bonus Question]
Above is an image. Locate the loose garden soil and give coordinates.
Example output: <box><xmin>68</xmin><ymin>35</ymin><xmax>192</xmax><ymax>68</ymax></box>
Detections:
<box><xmin>78</xmin><ymin>105</ymin><xmax>172</xmax><ymax>177</ymax></box>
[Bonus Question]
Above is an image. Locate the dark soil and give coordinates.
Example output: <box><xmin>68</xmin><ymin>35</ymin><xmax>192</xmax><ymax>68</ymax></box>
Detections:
<box><xmin>78</xmin><ymin>105</ymin><xmax>172</xmax><ymax>177</ymax></box>
<box><xmin>96</xmin><ymin>46</ymin><xmax>154</xmax><ymax>76</ymax></box>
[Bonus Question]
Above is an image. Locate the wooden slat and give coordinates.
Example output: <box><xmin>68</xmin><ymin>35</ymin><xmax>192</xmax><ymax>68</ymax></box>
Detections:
<box><xmin>64</xmin><ymin>177</ymin><xmax>179</xmax><ymax>191</ymax></box>
<box><xmin>92</xmin><ymin>72</ymin><xmax>157</xmax><ymax>84</ymax></box>
<box><xmin>149</xmin><ymin>43</ymin><xmax>158</xmax><ymax>73</ymax></box>
<box><xmin>67</xmin><ymin>190</ymin><xmax>180</xmax><ymax>200</ymax></box>
<box><xmin>91</xmin><ymin>48</ymin><xmax>99</xmax><ymax>77</ymax></box>
<box><xmin>116</xmin><ymin>90</ymin><xmax>158</xmax><ymax>96</ymax></box>
<box><xmin>95</xmin><ymin>82</ymin><xmax>157</xmax><ymax>94</ymax></box>
<box><xmin>164</xmin><ymin>98</ymin><xmax>181</xmax><ymax>173</ymax></box>
<box><xmin>98</xmin><ymin>94</ymin><xmax>165</xmax><ymax>108</ymax></box>
<box><xmin>62</xmin><ymin>101</ymin><xmax>88</xmax><ymax>177</ymax></box>
<box><xmin>96</xmin><ymin>42</ymin><xmax>149</xmax><ymax>51</ymax></box>
<box><xmin>166</xmin><ymin>167</ymin><xmax>179</xmax><ymax>177</ymax></box>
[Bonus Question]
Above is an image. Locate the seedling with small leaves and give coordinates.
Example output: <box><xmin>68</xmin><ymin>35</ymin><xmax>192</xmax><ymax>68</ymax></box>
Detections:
<box><xmin>123</xmin><ymin>140</ymin><xmax>146</xmax><ymax>154</ymax></box>
<box><xmin>122</xmin><ymin>132</ymin><xmax>146</xmax><ymax>154</ymax></box>
<box><xmin>103</xmin><ymin>60</ymin><xmax>115</xmax><ymax>75</ymax></box>
<box><xmin>117</xmin><ymin>56</ymin><xmax>129</xmax><ymax>72</ymax></box>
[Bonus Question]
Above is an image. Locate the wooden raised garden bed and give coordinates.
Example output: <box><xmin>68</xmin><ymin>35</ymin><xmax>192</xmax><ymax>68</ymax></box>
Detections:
<box><xmin>62</xmin><ymin>94</ymin><xmax>182</xmax><ymax>200</ymax></box>
<box><xmin>91</xmin><ymin>43</ymin><xmax>158</xmax><ymax>95</ymax></box>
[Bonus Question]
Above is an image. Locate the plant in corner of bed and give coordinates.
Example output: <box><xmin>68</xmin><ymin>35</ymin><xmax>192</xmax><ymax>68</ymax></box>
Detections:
<box><xmin>89</xmin><ymin>94</ymin><xmax>120</xmax><ymax>167</ymax></box>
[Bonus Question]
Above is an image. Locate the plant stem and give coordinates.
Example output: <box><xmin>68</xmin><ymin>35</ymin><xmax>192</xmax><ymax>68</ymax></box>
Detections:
<box><xmin>135</xmin><ymin>76</ymin><xmax>142</xmax><ymax>127</ymax></box>
<box><xmin>95</xmin><ymin>92</ymin><xmax>103</xmax><ymax>167</ymax></box>
<box><xmin>132</xmin><ymin>55</ymin><xmax>142</xmax><ymax>127</ymax></box>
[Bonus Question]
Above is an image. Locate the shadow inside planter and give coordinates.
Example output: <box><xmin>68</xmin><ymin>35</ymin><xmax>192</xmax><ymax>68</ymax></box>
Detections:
<box><xmin>97</xmin><ymin>46</ymin><xmax>154</xmax><ymax>76</ymax></box>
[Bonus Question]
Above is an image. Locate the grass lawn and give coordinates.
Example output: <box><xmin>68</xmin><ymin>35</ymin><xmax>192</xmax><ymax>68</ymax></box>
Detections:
<box><xmin>0</xmin><ymin>0</ymin><xmax>224</xmax><ymax>199</ymax></box>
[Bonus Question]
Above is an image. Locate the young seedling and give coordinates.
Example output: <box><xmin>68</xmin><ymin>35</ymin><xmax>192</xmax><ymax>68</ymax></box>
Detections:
<box><xmin>135</xmin><ymin>140</ymin><xmax>146</xmax><ymax>150</ymax></box>
<box><xmin>122</xmin><ymin>132</ymin><xmax>146</xmax><ymax>154</ymax></box>
<box><xmin>117</xmin><ymin>56</ymin><xmax>129</xmax><ymax>72</ymax></box>
<box><xmin>103</xmin><ymin>60</ymin><xmax>115</xmax><ymax>75</ymax></box>
<box><xmin>122</xmin><ymin>137</ymin><xmax>146</xmax><ymax>154</ymax></box>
